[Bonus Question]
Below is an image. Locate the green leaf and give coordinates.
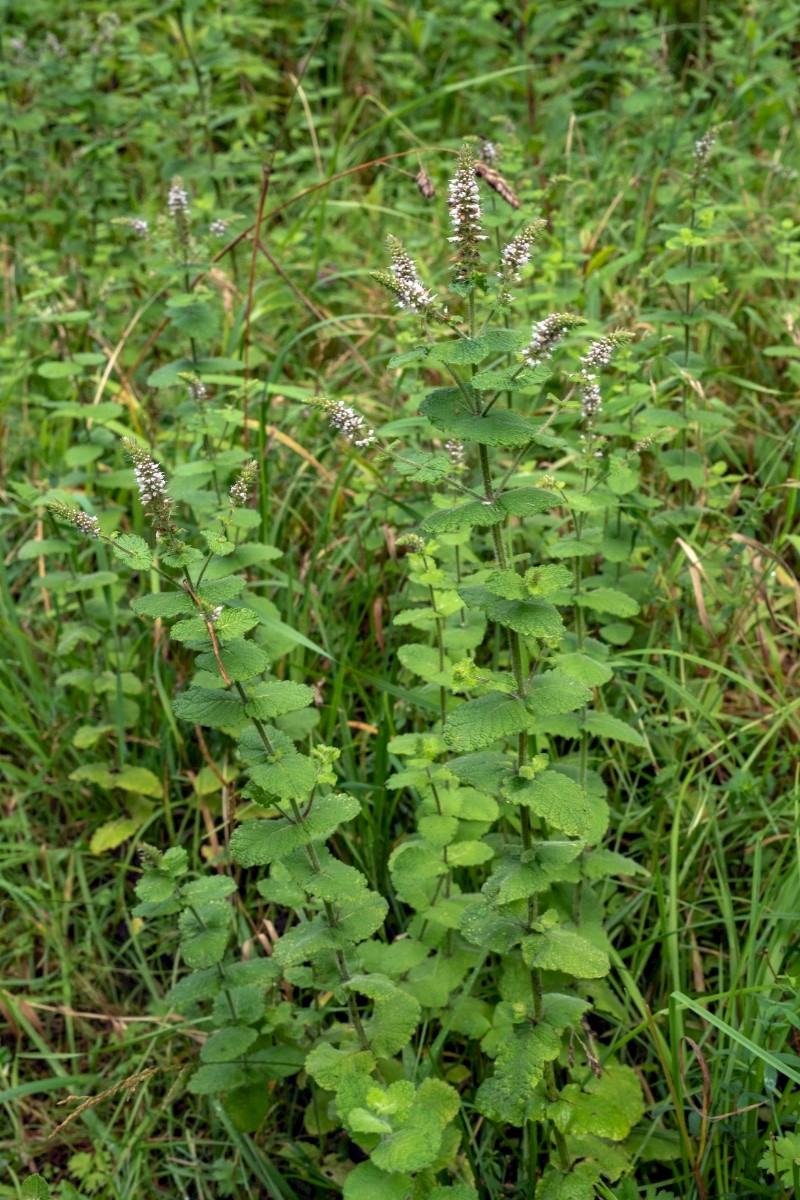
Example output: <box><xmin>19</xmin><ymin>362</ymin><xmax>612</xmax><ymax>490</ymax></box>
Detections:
<box><xmin>460</xmin><ymin>898</ymin><xmax>523</xmax><ymax>953</ymax></box>
<box><xmin>583</xmin><ymin>711</ymin><xmax>645</xmax><ymax>748</ymax></box>
<box><xmin>21</xmin><ymin>1177</ymin><xmax>51</xmax><ymax>1200</ymax></box>
<box><xmin>305</xmin><ymin>1043</ymin><xmax>376</xmax><ymax>1092</ymax></box>
<box><xmin>230</xmin><ymin>793</ymin><xmax>361</xmax><ymax>866</ymax></box>
<box><xmin>195</xmin><ymin>640</ymin><xmax>269</xmax><ymax>682</ymax></box>
<box><xmin>186</xmin><ymin>1062</ymin><xmax>251</xmax><ymax>1095</ymax></box>
<box><xmin>343</xmin><ymin>1163</ymin><xmax>412</xmax><ymax>1200</ymax></box>
<box><xmin>555</xmin><ymin>652</ymin><xmax>613</xmax><ymax>687</ymax></box>
<box><xmin>398</xmin><ymin>643</ymin><xmax>452</xmax><ymax>684</ymax></box>
<box><xmin>170</xmin><ymin>607</ymin><xmax>260</xmax><ymax>645</ymax></box>
<box><xmin>489</xmin><ymin>843</ymin><xmax>583</xmax><ymax>904</ymax></box>
<box><xmin>346</xmin><ymin>974</ymin><xmax>421</xmax><ymax>1056</ymax></box>
<box><xmin>110</xmin><ymin>533</ymin><xmax>152</xmax><ymax>570</ymax></box>
<box><xmin>246</xmin><ymin>752</ymin><xmax>317</xmax><ymax>801</ymax></box>
<box><xmin>460</xmin><ymin>589</ymin><xmax>564</xmax><ymax>639</ymax></box>
<box><xmin>528</xmin><ymin>672</ymin><xmax>591</xmax><ymax>716</ymax></box>
<box><xmin>89</xmin><ymin>817</ymin><xmax>143</xmax><ymax>855</ymax></box>
<box><xmin>114</xmin><ymin>766</ymin><xmax>162</xmax><ymax>797</ymax></box>
<box><xmin>426</xmin><ymin>328</ymin><xmax>526</xmax><ymax>364</ymax></box>
<box><xmin>178</xmin><ymin>902</ymin><xmax>232</xmax><ymax>968</ymax></box>
<box><xmin>131</xmin><ymin>591</ymin><xmax>194</xmax><ymax>619</ymax></box>
<box><xmin>421</xmin><ymin>501</ymin><xmax>504</xmax><ymax>533</ymax></box>
<box><xmin>476</xmin><ymin>1025</ymin><xmax>559</xmax><ymax>1125</ymax></box>
<box><xmin>759</xmin><ymin>1132</ymin><xmax>800</xmax><ymax>1190</ymax></box>
<box><xmin>561</xmin><ymin>1064</ymin><xmax>645</xmax><ymax>1140</ymax></box>
<box><xmin>508</xmin><ymin>772</ymin><xmax>599</xmax><ymax>839</ymax></box>
<box><xmin>172</xmin><ymin>687</ymin><xmax>244</xmax><ymax>729</ymax></box>
<box><xmin>522</xmin><ymin>926</ymin><xmax>610</xmax><ymax>979</ymax></box>
<box><xmin>535</xmin><ymin>1168</ymin><xmax>595</xmax><ymax>1200</ymax></box>
<box><xmin>394</xmin><ymin>449</ymin><xmax>453</xmax><ymax>483</ymax></box>
<box><xmin>582</xmin><ymin>848</ymin><xmax>649</xmax><ymax>880</ymax></box>
<box><xmin>245</xmin><ymin>681</ymin><xmax>315</xmax><ymax>720</ymax></box>
<box><xmin>576</xmin><ymin>587</ymin><xmax>639</xmax><ymax>618</ymax></box>
<box><xmin>497</xmin><ymin>488</ymin><xmax>558</xmax><ymax>517</ymax></box>
<box><xmin>444</xmin><ymin>695</ymin><xmax>532</xmax><ymax>752</ymax></box>
<box><xmin>200</xmin><ymin>1026</ymin><xmax>258</xmax><ymax>1063</ymax></box>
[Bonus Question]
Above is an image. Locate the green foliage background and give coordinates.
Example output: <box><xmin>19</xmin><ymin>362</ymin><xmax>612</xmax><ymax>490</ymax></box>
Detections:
<box><xmin>1</xmin><ymin>2</ymin><xmax>799</xmax><ymax>1198</ymax></box>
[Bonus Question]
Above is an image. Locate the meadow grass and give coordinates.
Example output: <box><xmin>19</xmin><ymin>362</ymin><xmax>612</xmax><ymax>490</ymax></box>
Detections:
<box><xmin>1</xmin><ymin>3</ymin><xmax>799</xmax><ymax>1198</ymax></box>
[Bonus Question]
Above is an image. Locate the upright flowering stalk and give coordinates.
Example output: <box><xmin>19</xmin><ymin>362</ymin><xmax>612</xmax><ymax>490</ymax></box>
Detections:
<box><xmin>314</xmin><ymin>397</ymin><xmax>375</xmax><ymax>449</ymax></box>
<box><xmin>49</xmin><ymin>501</ymin><xmax>100</xmax><ymax>539</ymax></box>
<box><xmin>229</xmin><ymin>460</ymin><xmax>258</xmax><ymax>509</ymax></box>
<box><xmin>167</xmin><ymin>177</ymin><xmax>190</xmax><ymax>251</ymax></box>
<box><xmin>523</xmin><ymin>312</ymin><xmax>584</xmax><ymax>368</ymax></box>
<box><xmin>693</xmin><ymin>129</ymin><xmax>715</xmax><ymax>176</ymax></box>
<box><xmin>123</xmin><ymin>438</ymin><xmax>177</xmax><ymax>539</ymax></box>
<box><xmin>578</xmin><ymin>333</ymin><xmax>632</xmax><ymax>457</ymax></box>
<box><xmin>447</xmin><ymin>145</ymin><xmax>486</xmax><ymax>283</ymax></box>
<box><xmin>385</xmin><ymin>236</ymin><xmax>435</xmax><ymax>314</ymax></box>
<box><xmin>497</xmin><ymin>219</ymin><xmax>547</xmax><ymax>304</ymax></box>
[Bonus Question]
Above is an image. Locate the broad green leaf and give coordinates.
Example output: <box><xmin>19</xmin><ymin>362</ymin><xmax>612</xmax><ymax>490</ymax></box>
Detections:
<box><xmin>476</xmin><ymin>1025</ymin><xmax>559</xmax><ymax>1125</ymax></box>
<box><xmin>446</xmin><ymin>839</ymin><xmax>493</xmax><ymax>866</ymax></box>
<box><xmin>343</xmin><ymin>1163</ymin><xmax>412</xmax><ymax>1200</ymax></box>
<box><xmin>187</xmin><ymin>1061</ymin><xmax>251</xmax><ymax>1095</ymax></box>
<box><xmin>172</xmin><ymin>686</ymin><xmax>244</xmax><ymax>728</ymax></box>
<box><xmin>195</xmin><ymin>640</ymin><xmax>269</xmax><ymax>682</ymax></box>
<box><xmin>346</xmin><ymin>974</ymin><xmax>421</xmax><ymax>1056</ymax></box>
<box><xmin>398</xmin><ymin>642</ymin><xmax>452</xmax><ymax>684</ymax></box>
<box><xmin>576</xmin><ymin>587</ymin><xmax>639</xmax><ymax>618</ymax></box>
<box><xmin>246</xmin><ymin>752</ymin><xmax>317</xmax><ymax>801</ymax></box>
<box><xmin>272</xmin><ymin>919</ymin><xmax>336</xmax><ymax>967</ymax></box>
<box><xmin>394</xmin><ymin>449</ymin><xmax>453</xmax><ymax>483</ymax></box>
<box><xmin>89</xmin><ymin>817</ymin><xmax>143</xmax><ymax>855</ymax></box>
<box><xmin>444</xmin><ymin>695</ymin><xmax>532</xmax><ymax>752</ymax></box>
<box><xmin>212</xmin><ymin>984</ymin><xmax>266</xmax><ymax>1027</ymax></box>
<box><xmin>561</xmin><ymin>1064</ymin><xmax>645</xmax><ymax>1140</ymax></box>
<box><xmin>421</xmin><ymin>388</ymin><xmax>542</xmax><ymax>447</ymax></box>
<box><xmin>509</xmin><ymin>771</ymin><xmax>598</xmax><ymax>838</ymax></box>
<box><xmin>426</xmin><ymin>328</ymin><xmax>526</xmax><ymax>364</ymax></box>
<box><xmin>178</xmin><ymin>902</ymin><xmax>232</xmax><ymax>968</ymax></box>
<box><xmin>131</xmin><ymin>591</ymin><xmax>193</xmax><ymax>619</ymax></box>
<box><xmin>231</xmin><ymin>793</ymin><xmax>361</xmax><ymax>867</ymax></box>
<box><xmin>582</xmin><ymin>848</ymin><xmax>649</xmax><ymax>880</ymax></box>
<box><xmin>170</xmin><ymin>607</ymin><xmax>260</xmax><ymax>645</ymax></box>
<box><xmin>497</xmin><ymin>488</ymin><xmax>558</xmax><ymax>517</ymax></box>
<box><xmin>460</xmin><ymin>898</ymin><xmax>524</xmax><ymax>953</ymax></box>
<box><xmin>535</xmin><ymin>1168</ymin><xmax>595</xmax><ymax>1200</ymax></box>
<box><xmin>522</xmin><ymin>927</ymin><xmax>610</xmax><ymax>979</ymax></box>
<box><xmin>200</xmin><ymin>1026</ymin><xmax>258</xmax><ymax>1063</ymax></box>
<box><xmin>110</xmin><ymin>533</ymin><xmax>152</xmax><ymax>570</ymax></box>
<box><xmin>305</xmin><ymin>1044</ymin><xmax>376</xmax><ymax>1092</ymax></box>
<box><xmin>421</xmin><ymin>501</ymin><xmax>504</xmax><ymax>533</ymax></box>
<box><xmin>555</xmin><ymin>652</ymin><xmax>613</xmax><ymax>687</ymax></box>
<box><xmin>182</xmin><ymin>877</ymin><xmax>238</xmax><ymax>904</ymax></box>
<box><xmin>583</xmin><ymin>711</ymin><xmax>645</xmax><ymax>748</ymax></box>
<box><xmin>527</xmin><ymin>671</ymin><xmax>591</xmax><ymax>716</ymax></box>
<box><xmin>21</xmin><ymin>1178</ymin><xmax>51</xmax><ymax>1200</ymax></box>
<box><xmin>489</xmin><ymin>843</ymin><xmax>583</xmax><ymax>904</ymax></box>
<box><xmin>245</xmin><ymin>681</ymin><xmax>315</xmax><ymax>720</ymax></box>
<box><xmin>114</xmin><ymin>766</ymin><xmax>162</xmax><ymax>797</ymax></box>
<box><xmin>197</xmin><ymin>576</ymin><xmax>247</xmax><ymax>603</ymax></box>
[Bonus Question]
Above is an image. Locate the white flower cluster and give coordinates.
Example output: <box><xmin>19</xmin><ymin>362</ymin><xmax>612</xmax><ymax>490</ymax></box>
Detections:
<box><xmin>133</xmin><ymin>455</ymin><xmax>168</xmax><ymax>506</ymax></box>
<box><xmin>168</xmin><ymin>181</ymin><xmax>189</xmax><ymax>214</ymax></box>
<box><xmin>500</xmin><ymin>230</ymin><xmax>535</xmax><ymax>283</ymax></box>
<box><xmin>479</xmin><ymin>138</ymin><xmax>499</xmax><ymax>165</ymax></box>
<box><xmin>328</xmin><ymin>400</ymin><xmax>375</xmax><ymax>448</ymax></box>
<box><xmin>206</xmin><ymin>605</ymin><xmax>224</xmax><ymax>623</ymax></box>
<box><xmin>446</xmin><ymin>439</ymin><xmax>465</xmax><ymax>467</ymax></box>
<box><xmin>523</xmin><ymin>313</ymin><xmax>579</xmax><ymax>367</ymax></box>
<box><xmin>209</xmin><ymin>218</ymin><xmax>228</xmax><ymax>237</ymax></box>
<box><xmin>229</xmin><ymin>461</ymin><xmax>257</xmax><ymax>508</ymax></box>
<box><xmin>188</xmin><ymin>377</ymin><xmax>207</xmax><ymax>401</ymax></box>
<box><xmin>448</xmin><ymin>148</ymin><xmax>487</xmax><ymax>277</ymax></box>
<box><xmin>694</xmin><ymin>131</ymin><xmax>715</xmax><ymax>171</ymax></box>
<box><xmin>74</xmin><ymin>511</ymin><xmax>100</xmax><ymax>538</ymax></box>
<box><xmin>388</xmin><ymin>239</ymin><xmax>434</xmax><ymax>314</ymax></box>
<box><xmin>131</xmin><ymin>218</ymin><xmax>149</xmax><ymax>238</ymax></box>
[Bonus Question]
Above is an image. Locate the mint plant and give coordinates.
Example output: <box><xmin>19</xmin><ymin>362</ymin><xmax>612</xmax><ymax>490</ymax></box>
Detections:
<box><xmin>370</xmin><ymin>145</ymin><xmax>651</xmax><ymax>1195</ymax></box>
<box><xmin>50</xmin><ymin>445</ymin><xmax>470</xmax><ymax>1200</ymax></box>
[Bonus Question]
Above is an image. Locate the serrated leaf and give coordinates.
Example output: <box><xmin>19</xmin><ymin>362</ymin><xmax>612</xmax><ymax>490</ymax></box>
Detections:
<box><xmin>197</xmin><ymin>576</ymin><xmax>247</xmax><ymax>603</ymax></box>
<box><xmin>246</xmin><ymin>752</ymin><xmax>317</xmax><ymax>801</ymax></box>
<box><xmin>536</xmin><ymin>1168</ymin><xmax>595</xmax><ymax>1200</ymax></box>
<box><xmin>426</xmin><ymin>328</ymin><xmax>526</xmax><ymax>365</ymax></box>
<box><xmin>21</xmin><ymin>1178</ymin><xmax>51</xmax><ymax>1200</ymax></box>
<box><xmin>528</xmin><ymin>671</ymin><xmax>591</xmax><ymax>716</ymax></box>
<box><xmin>398</xmin><ymin>643</ymin><xmax>452</xmax><ymax>684</ymax></box>
<box><xmin>343</xmin><ymin>1163</ymin><xmax>412</xmax><ymax>1200</ymax></box>
<box><xmin>421</xmin><ymin>501</ymin><xmax>504</xmax><ymax>533</ymax></box>
<box><xmin>461</xmin><ymin>590</ymin><xmax>564</xmax><ymax>639</ymax></box>
<box><xmin>131</xmin><ymin>590</ymin><xmax>194</xmax><ymax>619</ymax></box>
<box><xmin>583</xmin><ymin>711</ymin><xmax>645</xmax><ymax>748</ymax></box>
<box><xmin>195</xmin><ymin>640</ymin><xmax>269</xmax><ymax>682</ymax></box>
<box><xmin>173</xmin><ymin>686</ymin><xmax>244</xmax><ymax>728</ymax></box>
<box><xmin>444</xmin><ymin>695</ymin><xmax>532</xmax><ymax>752</ymax></box>
<box><xmin>563</xmin><ymin>1063</ymin><xmax>645</xmax><ymax>1140</ymax></box>
<box><xmin>200</xmin><ymin>1026</ymin><xmax>258</xmax><ymax>1063</ymax></box>
<box><xmin>394</xmin><ymin>449</ymin><xmax>453</xmax><ymax>483</ymax></box>
<box><xmin>555</xmin><ymin>652</ymin><xmax>613</xmax><ymax>687</ymax></box>
<box><xmin>509</xmin><ymin>772</ymin><xmax>599</xmax><ymax>839</ymax></box>
<box><xmin>460</xmin><ymin>898</ymin><xmax>523</xmax><ymax>953</ymax></box>
<box><xmin>170</xmin><ymin>607</ymin><xmax>260</xmax><ymax>645</ymax></box>
<box><xmin>114</xmin><ymin>766</ymin><xmax>162</xmax><ymax>796</ymax></box>
<box><xmin>230</xmin><ymin>793</ymin><xmax>361</xmax><ymax>866</ymax></box>
<box><xmin>245</xmin><ymin>681</ymin><xmax>315</xmax><ymax>720</ymax></box>
<box><xmin>346</xmin><ymin>974</ymin><xmax>421</xmax><ymax>1056</ymax></box>
<box><xmin>497</xmin><ymin>488</ymin><xmax>558</xmax><ymax>517</ymax></box>
<box><xmin>582</xmin><ymin>848</ymin><xmax>648</xmax><ymax>880</ymax></box>
<box><xmin>576</xmin><ymin>587</ymin><xmax>639</xmax><ymax>618</ymax></box>
<box><xmin>305</xmin><ymin>1043</ymin><xmax>376</xmax><ymax>1092</ymax></box>
<box><xmin>178</xmin><ymin>902</ymin><xmax>232</xmax><ymax>968</ymax></box>
<box><xmin>110</xmin><ymin>533</ymin><xmax>152</xmax><ymax>570</ymax></box>
<box><xmin>187</xmin><ymin>1061</ymin><xmax>251</xmax><ymax>1095</ymax></box>
<box><xmin>490</xmin><ymin>843</ymin><xmax>583</xmax><ymax>904</ymax></box>
<box><xmin>89</xmin><ymin>817</ymin><xmax>143</xmax><ymax>855</ymax></box>
<box><xmin>522</xmin><ymin>927</ymin><xmax>609</xmax><ymax>979</ymax></box>
<box><xmin>476</xmin><ymin>1025</ymin><xmax>559</xmax><ymax>1125</ymax></box>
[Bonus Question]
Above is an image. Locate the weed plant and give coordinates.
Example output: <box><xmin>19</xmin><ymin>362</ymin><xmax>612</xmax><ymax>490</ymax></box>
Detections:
<box><xmin>2</xmin><ymin>4</ymin><xmax>800</xmax><ymax>1200</ymax></box>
